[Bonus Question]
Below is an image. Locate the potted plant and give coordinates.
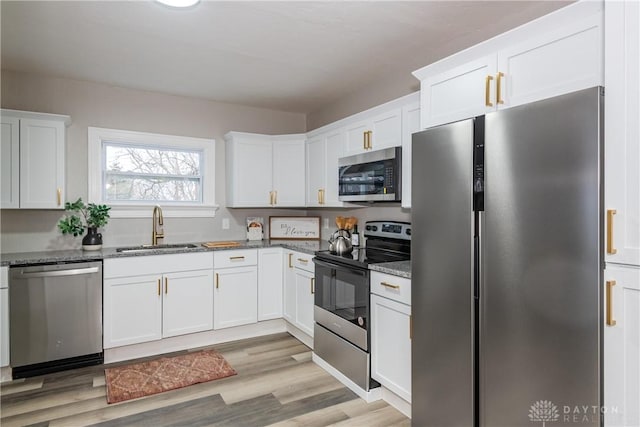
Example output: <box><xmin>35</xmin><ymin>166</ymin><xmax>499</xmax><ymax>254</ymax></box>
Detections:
<box><xmin>58</xmin><ymin>198</ymin><xmax>111</xmax><ymax>251</ymax></box>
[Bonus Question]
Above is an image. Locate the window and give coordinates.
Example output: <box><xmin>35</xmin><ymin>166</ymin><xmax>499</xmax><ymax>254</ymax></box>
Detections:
<box><xmin>103</xmin><ymin>143</ymin><xmax>203</xmax><ymax>203</ymax></box>
<box><xmin>88</xmin><ymin>127</ymin><xmax>217</xmax><ymax>218</ymax></box>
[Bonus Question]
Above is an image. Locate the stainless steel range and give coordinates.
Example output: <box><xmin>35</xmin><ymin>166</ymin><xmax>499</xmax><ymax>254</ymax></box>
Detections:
<box><xmin>313</xmin><ymin>221</ymin><xmax>411</xmax><ymax>391</ymax></box>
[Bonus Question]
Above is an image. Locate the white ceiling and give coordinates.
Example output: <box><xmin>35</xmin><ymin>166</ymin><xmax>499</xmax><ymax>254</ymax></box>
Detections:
<box><xmin>1</xmin><ymin>1</ymin><xmax>570</xmax><ymax>114</ymax></box>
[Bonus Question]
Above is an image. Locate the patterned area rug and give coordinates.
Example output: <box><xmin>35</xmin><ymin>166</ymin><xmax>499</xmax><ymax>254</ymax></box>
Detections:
<box><xmin>105</xmin><ymin>349</ymin><xmax>237</xmax><ymax>404</ymax></box>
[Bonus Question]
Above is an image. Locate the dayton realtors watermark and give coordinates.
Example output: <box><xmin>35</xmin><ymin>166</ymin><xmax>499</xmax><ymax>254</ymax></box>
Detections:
<box><xmin>529</xmin><ymin>400</ymin><xmax>619</xmax><ymax>425</ymax></box>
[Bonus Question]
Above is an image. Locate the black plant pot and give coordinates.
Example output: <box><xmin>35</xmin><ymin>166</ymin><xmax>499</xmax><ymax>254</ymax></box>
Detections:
<box><xmin>82</xmin><ymin>227</ymin><xmax>103</xmax><ymax>251</ymax></box>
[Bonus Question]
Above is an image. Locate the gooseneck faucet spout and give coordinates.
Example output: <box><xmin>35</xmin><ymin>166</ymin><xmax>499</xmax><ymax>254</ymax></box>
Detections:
<box><xmin>152</xmin><ymin>205</ymin><xmax>164</xmax><ymax>245</ymax></box>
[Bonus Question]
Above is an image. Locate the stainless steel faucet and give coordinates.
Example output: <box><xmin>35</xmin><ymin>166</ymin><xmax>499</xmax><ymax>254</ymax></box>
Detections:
<box><xmin>152</xmin><ymin>205</ymin><xmax>164</xmax><ymax>245</ymax></box>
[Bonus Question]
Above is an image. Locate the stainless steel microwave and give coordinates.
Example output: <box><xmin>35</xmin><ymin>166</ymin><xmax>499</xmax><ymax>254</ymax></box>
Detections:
<box><xmin>338</xmin><ymin>147</ymin><xmax>401</xmax><ymax>202</ymax></box>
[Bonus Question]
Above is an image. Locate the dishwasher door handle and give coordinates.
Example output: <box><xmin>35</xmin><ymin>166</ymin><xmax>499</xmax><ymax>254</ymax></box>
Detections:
<box><xmin>18</xmin><ymin>266</ymin><xmax>100</xmax><ymax>278</ymax></box>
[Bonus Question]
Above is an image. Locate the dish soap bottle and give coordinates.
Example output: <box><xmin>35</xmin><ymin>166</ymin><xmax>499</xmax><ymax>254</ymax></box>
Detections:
<box><xmin>351</xmin><ymin>224</ymin><xmax>360</xmax><ymax>247</ymax></box>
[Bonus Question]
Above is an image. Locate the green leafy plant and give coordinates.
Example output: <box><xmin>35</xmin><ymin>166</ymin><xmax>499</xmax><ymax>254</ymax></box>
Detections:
<box><xmin>58</xmin><ymin>198</ymin><xmax>111</xmax><ymax>237</ymax></box>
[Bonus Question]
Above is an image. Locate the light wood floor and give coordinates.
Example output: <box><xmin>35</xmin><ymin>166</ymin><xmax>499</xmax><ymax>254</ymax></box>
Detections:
<box><xmin>0</xmin><ymin>333</ymin><xmax>410</xmax><ymax>426</ymax></box>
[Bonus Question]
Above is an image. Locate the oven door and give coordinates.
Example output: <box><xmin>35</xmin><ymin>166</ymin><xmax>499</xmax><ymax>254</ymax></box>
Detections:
<box><xmin>313</xmin><ymin>258</ymin><xmax>369</xmax><ymax>351</ymax></box>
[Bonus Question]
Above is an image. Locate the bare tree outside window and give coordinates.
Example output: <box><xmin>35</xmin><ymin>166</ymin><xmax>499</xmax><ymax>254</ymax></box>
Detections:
<box><xmin>104</xmin><ymin>143</ymin><xmax>203</xmax><ymax>203</ymax></box>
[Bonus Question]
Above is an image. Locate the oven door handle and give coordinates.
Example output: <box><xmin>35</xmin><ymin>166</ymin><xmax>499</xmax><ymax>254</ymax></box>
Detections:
<box><xmin>312</xmin><ymin>258</ymin><xmax>368</xmax><ymax>277</ymax></box>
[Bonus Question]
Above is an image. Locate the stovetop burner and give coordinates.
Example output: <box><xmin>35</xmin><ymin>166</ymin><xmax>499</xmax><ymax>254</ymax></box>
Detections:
<box><xmin>314</xmin><ymin>221</ymin><xmax>411</xmax><ymax>269</ymax></box>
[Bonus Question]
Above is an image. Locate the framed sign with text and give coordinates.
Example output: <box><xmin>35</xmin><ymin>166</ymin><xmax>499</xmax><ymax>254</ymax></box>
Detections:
<box><xmin>269</xmin><ymin>216</ymin><xmax>321</xmax><ymax>240</ymax></box>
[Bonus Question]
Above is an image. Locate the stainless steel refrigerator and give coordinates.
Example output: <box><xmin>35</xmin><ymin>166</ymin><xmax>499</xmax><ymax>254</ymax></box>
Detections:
<box><xmin>411</xmin><ymin>87</ymin><xmax>603</xmax><ymax>427</ymax></box>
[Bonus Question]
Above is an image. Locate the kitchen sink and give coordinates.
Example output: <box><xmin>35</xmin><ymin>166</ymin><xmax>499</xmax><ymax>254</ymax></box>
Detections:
<box><xmin>115</xmin><ymin>243</ymin><xmax>198</xmax><ymax>253</ymax></box>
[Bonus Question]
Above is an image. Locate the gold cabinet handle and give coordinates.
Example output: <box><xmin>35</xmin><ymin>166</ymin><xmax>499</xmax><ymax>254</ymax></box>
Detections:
<box><xmin>157</xmin><ymin>278</ymin><xmax>161</xmax><ymax>296</ymax></box>
<box><xmin>215</xmin><ymin>273</ymin><xmax>219</xmax><ymax>289</ymax></box>
<box><xmin>297</xmin><ymin>258</ymin><xmax>308</xmax><ymax>264</ymax></box>
<box><xmin>317</xmin><ymin>189</ymin><xmax>322</xmax><ymax>204</ymax></box>
<box><xmin>273</xmin><ymin>190</ymin><xmax>277</xmax><ymax>205</ymax></box>
<box><xmin>485</xmin><ymin>75</ymin><xmax>494</xmax><ymax>107</ymax></box>
<box><xmin>606</xmin><ymin>280</ymin><xmax>616</xmax><ymax>326</ymax></box>
<box><xmin>57</xmin><ymin>188</ymin><xmax>62</xmax><ymax>206</ymax></box>
<box><xmin>366</xmin><ymin>130</ymin><xmax>373</xmax><ymax>149</ymax></box>
<box><xmin>229</xmin><ymin>256</ymin><xmax>245</xmax><ymax>261</ymax></box>
<box><xmin>288</xmin><ymin>253</ymin><xmax>293</xmax><ymax>268</ymax></box>
<box><xmin>363</xmin><ymin>131</ymin><xmax>367</xmax><ymax>150</ymax></box>
<box><xmin>164</xmin><ymin>277</ymin><xmax>168</xmax><ymax>294</ymax></box>
<box><xmin>496</xmin><ymin>72</ymin><xmax>504</xmax><ymax>104</ymax></box>
<box><xmin>380</xmin><ymin>281</ymin><xmax>400</xmax><ymax>290</ymax></box>
<box><xmin>607</xmin><ymin>209</ymin><xmax>617</xmax><ymax>254</ymax></box>
<box><xmin>311</xmin><ymin>277</ymin><xmax>315</xmax><ymax>294</ymax></box>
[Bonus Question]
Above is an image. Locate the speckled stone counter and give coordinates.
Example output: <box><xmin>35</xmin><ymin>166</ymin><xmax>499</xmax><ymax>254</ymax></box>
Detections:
<box><xmin>0</xmin><ymin>239</ymin><xmax>330</xmax><ymax>266</ymax></box>
<box><xmin>369</xmin><ymin>260</ymin><xmax>411</xmax><ymax>279</ymax></box>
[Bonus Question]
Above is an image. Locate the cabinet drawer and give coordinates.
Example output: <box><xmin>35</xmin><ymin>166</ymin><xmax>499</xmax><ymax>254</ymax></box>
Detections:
<box><xmin>292</xmin><ymin>252</ymin><xmax>314</xmax><ymax>272</ymax></box>
<box><xmin>371</xmin><ymin>271</ymin><xmax>411</xmax><ymax>306</ymax></box>
<box><xmin>213</xmin><ymin>249</ymin><xmax>257</xmax><ymax>268</ymax></box>
<box><xmin>105</xmin><ymin>253</ymin><xmax>212</xmax><ymax>278</ymax></box>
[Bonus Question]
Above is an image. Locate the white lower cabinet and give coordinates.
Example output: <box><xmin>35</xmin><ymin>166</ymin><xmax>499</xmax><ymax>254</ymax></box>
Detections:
<box><xmin>295</xmin><ymin>268</ymin><xmax>315</xmax><ymax>336</ymax></box>
<box><xmin>283</xmin><ymin>251</ymin><xmax>297</xmax><ymax>324</ymax></box>
<box><xmin>604</xmin><ymin>264</ymin><xmax>640</xmax><ymax>427</ymax></box>
<box><xmin>214</xmin><ymin>250</ymin><xmax>258</xmax><ymax>330</ymax></box>
<box><xmin>104</xmin><ymin>253</ymin><xmax>214</xmax><ymax>349</ymax></box>
<box><xmin>162</xmin><ymin>270</ymin><xmax>214</xmax><ymax>338</ymax></box>
<box><xmin>104</xmin><ymin>274</ymin><xmax>163</xmax><ymax>347</ymax></box>
<box><xmin>370</xmin><ymin>271</ymin><xmax>411</xmax><ymax>403</ymax></box>
<box><xmin>258</xmin><ymin>248</ymin><xmax>283</xmax><ymax>321</ymax></box>
<box><xmin>283</xmin><ymin>250</ymin><xmax>315</xmax><ymax>337</ymax></box>
<box><xmin>1</xmin><ymin>266</ymin><xmax>9</xmax><ymax>367</ymax></box>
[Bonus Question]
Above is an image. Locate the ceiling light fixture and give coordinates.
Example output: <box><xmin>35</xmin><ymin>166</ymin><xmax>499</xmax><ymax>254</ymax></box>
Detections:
<box><xmin>155</xmin><ymin>0</ymin><xmax>200</xmax><ymax>9</ymax></box>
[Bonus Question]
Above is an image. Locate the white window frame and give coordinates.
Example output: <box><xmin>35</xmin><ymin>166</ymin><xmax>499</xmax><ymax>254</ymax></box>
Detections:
<box><xmin>88</xmin><ymin>127</ymin><xmax>218</xmax><ymax>218</ymax></box>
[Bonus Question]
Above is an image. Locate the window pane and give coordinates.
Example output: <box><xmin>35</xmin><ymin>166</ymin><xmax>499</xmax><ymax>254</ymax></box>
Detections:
<box><xmin>105</xmin><ymin>174</ymin><xmax>200</xmax><ymax>202</ymax></box>
<box><xmin>105</xmin><ymin>144</ymin><xmax>201</xmax><ymax>176</ymax></box>
<box><xmin>103</xmin><ymin>142</ymin><xmax>203</xmax><ymax>203</ymax></box>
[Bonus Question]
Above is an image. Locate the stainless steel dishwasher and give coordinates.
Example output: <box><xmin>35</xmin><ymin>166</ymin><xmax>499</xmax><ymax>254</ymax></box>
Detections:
<box><xmin>10</xmin><ymin>261</ymin><xmax>103</xmax><ymax>378</ymax></box>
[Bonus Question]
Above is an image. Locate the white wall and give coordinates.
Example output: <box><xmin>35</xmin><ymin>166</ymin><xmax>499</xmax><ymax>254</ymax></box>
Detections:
<box><xmin>0</xmin><ymin>71</ymin><xmax>412</xmax><ymax>253</ymax></box>
<box><xmin>0</xmin><ymin>71</ymin><xmax>308</xmax><ymax>252</ymax></box>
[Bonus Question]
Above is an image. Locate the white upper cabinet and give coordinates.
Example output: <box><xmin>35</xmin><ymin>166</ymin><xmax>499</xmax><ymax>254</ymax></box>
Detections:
<box><xmin>225</xmin><ymin>132</ymin><xmax>305</xmax><ymax>207</ymax></box>
<box><xmin>344</xmin><ymin>108</ymin><xmax>402</xmax><ymax>156</ymax></box>
<box><xmin>306</xmin><ymin>128</ymin><xmax>346</xmax><ymax>207</ymax></box>
<box><xmin>420</xmin><ymin>56</ymin><xmax>497</xmax><ymax>129</ymax></box>
<box><xmin>1</xmin><ymin>117</ymin><xmax>19</xmax><ymax>209</ymax></box>
<box><xmin>495</xmin><ymin>12</ymin><xmax>602</xmax><ymax>110</ymax></box>
<box><xmin>401</xmin><ymin>101</ymin><xmax>420</xmax><ymax>209</ymax></box>
<box><xmin>605</xmin><ymin>0</ymin><xmax>640</xmax><ymax>267</ymax></box>
<box><xmin>1</xmin><ymin>109</ymin><xmax>70</xmax><ymax>209</ymax></box>
<box><xmin>272</xmin><ymin>138</ymin><xmax>306</xmax><ymax>207</ymax></box>
<box><xmin>306</xmin><ymin>92</ymin><xmax>419</xmax><ymax>208</ymax></box>
<box><xmin>414</xmin><ymin>1</ymin><xmax>603</xmax><ymax>129</ymax></box>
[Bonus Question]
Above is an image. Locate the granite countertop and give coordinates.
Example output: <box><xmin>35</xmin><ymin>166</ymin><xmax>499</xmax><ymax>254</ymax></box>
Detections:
<box><xmin>0</xmin><ymin>240</ymin><xmax>331</xmax><ymax>266</ymax></box>
<box><xmin>0</xmin><ymin>240</ymin><xmax>412</xmax><ymax>279</ymax></box>
<box><xmin>369</xmin><ymin>260</ymin><xmax>411</xmax><ymax>279</ymax></box>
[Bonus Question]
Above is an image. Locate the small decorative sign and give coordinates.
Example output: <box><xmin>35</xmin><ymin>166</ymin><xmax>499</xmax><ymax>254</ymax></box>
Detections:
<box><xmin>269</xmin><ymin>216</ymin><xmax>321</xmax><ymax>240</ymax></box>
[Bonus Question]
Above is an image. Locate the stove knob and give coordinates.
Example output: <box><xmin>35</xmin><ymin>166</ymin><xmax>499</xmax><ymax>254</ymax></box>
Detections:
<box><xmin>406</xmin><ymin>228</ymin><xmax>411</xmax><ymax>236</ymax></box>
<box><xmin>371</xmin><ymin>226</ymin><xmax>378</xmax><ymax>232</ymax></box>
<box><xmin>365</xmin><ymin>225</ymin><xmax>372</xmax><ymax>231</ymax></box>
